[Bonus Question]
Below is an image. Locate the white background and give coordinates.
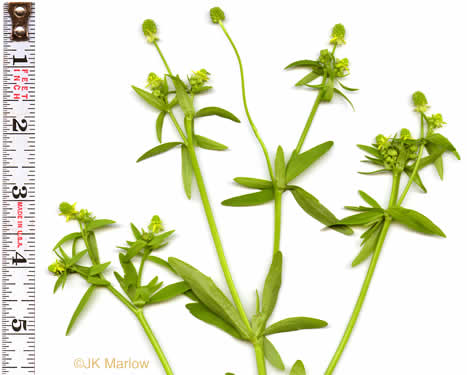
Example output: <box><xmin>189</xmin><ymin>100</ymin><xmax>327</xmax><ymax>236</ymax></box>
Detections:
<box><xmin>3</xmin><ymin>0</ymin><xmax>467</xmax><ymax>374</ymax></box>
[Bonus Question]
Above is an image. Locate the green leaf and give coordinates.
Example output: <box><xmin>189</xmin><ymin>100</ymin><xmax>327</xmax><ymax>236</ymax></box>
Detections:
<box><xmin>171</xmin><ymin>76</ymin><xmax>194</xmax><ymax>117</ymax></box>
<box><xmin>403</xmin><ymin>168</ymin><xmax>427</xmax><ymax>193</ymax></box>
<box><xmin>263</xmin><ymin>337</ymin><xmax>285</xmax><ymax>370</ymax></box>
<box><xmin>357</xmin><ymin>145</ymin><xmax>382</xmax><ymax>159</ymax></box>
<box><xmin>275</xmin><ymin>146</ymin><xmax>286</xmax><ymax>187</ymax></box>
<box><xmin>88</xmin><ymin>261</ymin><xmax>111</xmax><ymax>276</ymax></box>
<box><xmin>147</xmin><ymin>256</ymin><xmax>176</xmax><ymax>274</ymax></box>
<box><xmin>286</xmin><ymin>141</ymin><xmax>334</xmax><ymax>182</ymax></box>
<box><xmin>262</xmin><ymin>251</ymin><xmax>282</xmax><ymax>321</ymax></box>
<box><xmin>168</xmin><ymin>258</ymin><xmax>250</xmax><ymax>339</ymax></box>
<box><xmin>233</xmin><ymin>177</ymin><xmax>273</xmax><ymax>190</ymax></box>
<box><xmin>264</xmin><ymin>316</ymin><xmax>328</xmax><ymax>335</ymax></box>
<box><xmin>338</xmin><ymin>80</ymin><xmax>359</xmax><ymax>91</ymax></box>
<box><xmin>195</xmin><ymin>107</ymin><xmax>240</xmax><ymax>123</ymax></box>
<box><xmin>290</xmin><ymin>186</ymin><xmax>353</xmax><ymax>235</ymax></box>
<box><xmin>425</xmin><ymin>134</ymin><xmax>460</xmax><ymax>159</ymax></box>
<box><xmin>186</xmin><ymin>303</ymin><xmax>243</xmax><ymax>340</ymax></box>
<box><xmin>358</xmin><ymin>169</ymin><xmax>390</xmax><ymax>175</ymax></box>
<box><xmin>334</xmin><ymin>88</ymin><xmax>355</xmax><ymax>110</ymax></box>
<box><xmin>132</xmin><ymin>86</ymin><xmax>168</xmax><ymax>112</ymax></box>
<box><xmin>285</xmin><ymin>59</ymin><xmax>321</xmax><ymax>69</ymax></box>
<box><xmin>72</xmin><ymin>238</ymin><xmax>79</xmax><ymax>256</ymax></box>
<box><xmin>86</xmin><ymin>219</ymin><xmax>115</xmax><ymax>232</ymax></box>
<box><xmin>119</xmin><ymin>253</ymin><xmax>138</xmax><ymax>287</ymax></box>
<box><xmin>290</xmin><ymin>360</ymin><xmax>306</xmax><ymax>375</ymax></box>
<box><xmin>387</xmin><ymin>207</ymin><xmax>446</xmax><ymax>237</ymax></box>
<box><xmin>358</xmin><ymin>190</ymin><xmax>381</xmax><ymax>209</ymax></box>
<box><xmin>68</xmin><ymin>250</ymin><xmax>88</xmax><ymax>266</ymax></box>
<box><xmin>149</xmin><ymin>282</ymin><xmax>190</xmax><ymax>304</ymax></box>
<box><xmin>87</xmin><ymin>276</ymin><xmax>110</xmax><ymax>286</ymax></box>
<box><xmin>195</xmin><ymin>135</ymin><xmax>228</xmax><ymax>151</ymax></box>
<box><xmin>66</xmin><ymin>285</ymin><xmax>96</xmax><ymax>335</ymax></box>
<box><xmin>156</xmin><ymin>111</ymin><xmax>166</xmax><ymax>143</ymax></box>
<box><xmin>222</xmin><ymin>189</ymin><xmax>274</xmax><ymax>207</ymax></box>
<box><xmin>136</xmin><ymin>142</ymin><xmax>182</xmax><ymax>163</ymax></box>
<box><xmin>130</xmin><ymin>223</ymin><xmax>142</xmax><ymax>240</ymax></box>
<box><xmin>352</xmin><ymin>222</ymin><xmax>383</xmax><ymax>267</ymax></box>
<box><xmin>181</xmin><ymin>145</ymin><xmax>193</xmax><ymax>199</ymax></box>
<box><xmin>295</xmin><ymin>71</ymin><xmax>320</xmax><ymax>86</ymax></box>
<box><xmin>54</xmin><ymin>232</ymin><xmax>82</xmax><ymax>250</ymax></box>
<box><xmin>54</xmin><ymin>273</ymin><xmax>66</xmax><ymax>293</ymax></box>
<box><xmin>426</xmin><ymin>143</ymin><xmax>444</xmax><ymax>179</ymax></box>
<box><xmin>87</xmin><ymin>232</ymin><xmax>100</xmax><ymax>265</ymax></box>
<box><xmin>335</xmin><ymin>211</ymin><xmax>384</xmax><ymax>226</ymax></box>
<box><xmin>147</xmin><ymin>230</ymin><xmax>175</xmax><ymax>248</ymax></box>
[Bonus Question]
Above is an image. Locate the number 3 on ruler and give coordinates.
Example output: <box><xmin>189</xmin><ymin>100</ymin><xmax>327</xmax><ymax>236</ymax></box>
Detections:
<box><xmin>11</xmin><ymin>185</ymin><xmax>27</xmax><ymax>198</ymax></box>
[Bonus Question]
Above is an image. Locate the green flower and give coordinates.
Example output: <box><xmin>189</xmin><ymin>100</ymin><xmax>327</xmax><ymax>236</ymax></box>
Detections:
<box><xmin>330</xmin><ymin>23</ymin><xmax>346</xmax><ymax>46</ymax></box>
<box><xmin>142</xmin><ymin>19</ymin><xmax>158</xmax><ymax>43</ymax></box>
<box><xmin>319</xmin><ymin>49</ymin><xmax>332</xmax><ymax>65</ymax></box>
<box><xmin>210</xmin><ymin>7</ymin><xmax>225</xmax><ymax>24</ymax></box>
<box><xmin>77</xmin><ymin>209</ymin><xmax>95</xmax><ymax>223</ymax></box>
<box><xmin>376</xmin><ymin>134</ymin><xmax>390</xmax><ymax>150</ymax></box>
<box><xmin>400</xmin><ymin>128</ymin><xmax>412</xmax><ymax>140</ymax></box>
<box><xmin>335</xmin><ymin>58</ymin><xmax>349</xmax><ymax>77</ymax></box>
<box><xmin>59</xmin><ymin>202</ymin><xmax>78</xmax><ymax>222</ymax></box>
<box><xmin>146</xmin><ymin>72</ymin><xmax>163</xmax><ymax>89</ymax></box>
<box><xmin>48</xmin><ymin>260</ymin><xmax>66</xmax><ymax>275</ymax></box>
<box><xmin>149</xmin><ymin>215</ymin><xmax>164</xmax><ymax>233</ymax></box>
<box><xmin>427</xmin><ymin>113</ymin><xmax>446</xmax><ymax>129</ymax></box>
<box><xmin>412</xmin><ymin>91</ymin><xmax>429</xmax><ymax>113</ymax></box>
<box><xmin>189</xmin><ymin>69</ymin><xmax>210</xmax><ymax>90</ymax></box>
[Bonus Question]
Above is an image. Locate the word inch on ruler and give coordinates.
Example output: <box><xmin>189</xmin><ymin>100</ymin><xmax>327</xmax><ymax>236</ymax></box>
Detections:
<box><xmin>2</xmin><ymin>3</ymin><xmax>35</xmax><ymax>375</ymax></box>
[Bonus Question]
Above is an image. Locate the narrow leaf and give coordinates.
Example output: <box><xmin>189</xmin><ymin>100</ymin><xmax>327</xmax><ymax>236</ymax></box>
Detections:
<box><xmin>66</xmin><ymin>285</ymin><xmax>96</xmax><ymax>335</ymax></box>
<box><xmin>86</xmin><ymin>219</ymin><xmax>115</xmax><ymax>232</ymax></box>
<box><xmin>171</xmin><ymin>76</ymin><xmax>194</xmax><ymax>117</ymax></box>
<box><xmin>195</xmin><ymin>107</ymin><xmax>240</xmax><ymax>123</ymax></box>
<box><xmin>295</xmin><ymin>71</ymin><xmax>320</xmax><ymax>86</ymax></box>
<box><xmin>426</xmin><ymin>134</ymin><xmax>460</xmax><ymax>159</ymax></box>
<box><xmin>156</xmin><ymin>111</ymin><xmax>166</xmax><ymax>143</ymax></box>
<box><xmin>54</xmin><ymin>232</ymin><xmax>82</xmax><ymax>250</ymax></box>
<box><xmin>136</xmin><ymin>142</ymin><xmax>182</xmax><ymax>163</ymax></box>
<box><xmin>181</xmin><ymin>145</ymin><xmax>193</xmax><ymax>199</ymax></box>
<box><xmin>233</xmin><ymin>177</ymin><xmax>273</xmax><ymax>190</ymax></box>
<box><xmin>338</xmin><ymin>80</ymin><xmax>359</xmax><ymax>91</ymax></box>
<box><xmin>89</xmin><ymin>261</ymin><xmax>111</xmax><ymax>276</ymax></box>
<box><xmin>387</xmin><ymin>207</ymin><xmax>446</xmax><ymax>237</ymax></box>
<box><xmin>335</xmin><ymin>211</ymin><xmax>384</xmax><ymax>226</ymax></box>
<box><xmin>352</xmin><ymin>222</ymin><xmax>383</xmax><ymax>267</ymax></box>
<box><xmin>87</xmin><ymin>232</ymin><xmax>100</xmax><ymax>265</ymax></box>
<box><xmin>132</xmin><ymin>86</ymin><xmax>167</xmax><ymax>112</ymax></box>
<box><xmin>222</xmin><ymin>189</ymin><xmax>274</xmax><ymax>207</ymax></box>
<box><xmin>168</xmin><ymin>258</ymin><xmax>250</xmax><ymax>339</ymax></box>
<box><xmin>262</xmin><ymin>251</ymin><xmax>282</xmax><ymax>321</ymax></box>
<box><xmin>264</xmin><ymin>317</ymin><xmax>328</xmax><ymax>335</ymax></box>
<box><xmin>186</xmin><ymin>303</ymin><xmax>243</xmax><ymax>340</ymax></box>
<box><xmin>149</xmin><ymin>282</ymin><xmax>190</xmax><ymax>304</ymax></box>
<box><xmin>147</xmin><ymin>255</ymin><xmax>176</xmax><ymax>274</ymax></box>
<box><xmin>195</xmin><ymin>135</ymin><xmax>228</xmax><ymax>151</ymax></box>
<box><xmin>358</xmin><ymin>190</ymin><xmax>381</xmax><ymax>208</ymax></box>
<box><xmin>275</xmin><ymin>146</ymin><xmax>286</xmax><ymax>187</ymax></box>
<box><xmin>54</xmin><ymin>273</ymin><xmax>66</xmax><ymax>293</ymax></box>
<box><xmin>290</xmin><ymin>360</ymin><xmax>306</xmax><ymax>375</ymax></box>
<box><xmin>357</xmin><ymin>144</ymin><xmax>382</xmax><ymax>158</ymax></box>
<box><xmin>68</xmin><ymin>250</ymin><xmax>88</xmax><ymax>266</ymax></box>
<box><xmin>263</xmin><ymin>337</ymin><xmax>285</xmax><ymax>370</ymax></box>
<box><xmin>286</xmin><ymin>141</ymin><xmax>334</xmax><ymax>182</ymax></box>
<box><xmin>334</xmin><ymin>88</ymin><xmax>355</xmax><ymax>110</ymax></box>
<box><xmin>130</xmin><ymin>223</ymin><xmax>141</xmax><ymax>240</ymax></box>
<box><xmin>290</xmin><ymin>186</ymin><xmax>353</xmax><ymax>235</ymax></box>
<box><xmin>285</xmin><ymin>59</ymin><xmax>321</xmax><ymax>69</ymax></box>
<box><xmin>87</xmin><ymin>276</ymin><xmax>110</xmax><ymax>286</ymax></box>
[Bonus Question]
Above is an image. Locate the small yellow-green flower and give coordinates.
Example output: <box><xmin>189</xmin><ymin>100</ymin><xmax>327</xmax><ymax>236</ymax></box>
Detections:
<box><xmin>149</xmin><ymin>215</ymin><xmax>164</xmax><ymax>233</ymax></box>
<box><xmin>400</xmin><ymin>128</ymin><xmax>412</xmax><ymax>140</ymax></box>
<box><xmin>376</xmin><ymin>134</ymin><xmax>390</xmax><ymax>150</ymax></box>
<box><xmin>142</xmin><ymin>19</ymin><xmax>158</xmax><ymax>43</ymax></box>
<box><xmin>146</xmin><ymin>72</ymin><xmax>163</xmax><ymax>90</ymax></box>
<box><xmin>48</xmin><ymin>260</ymin><xmax>66</xmax><ymax>275</ymax></box>
<box><xmin>412</xmin><ymin>91</ymin><xmax>430</xmax><ymax>113</ymax></box>
<box><xmin>335</xmin><ymin>58</ymin><xmax>350</xmax><ymax>77</ymax></box>
<box><xmin>427</xmin><ymin>113</ymin><xmax>446</xmax><ymax>129</ymax></box>
<box><xmin>189</xmin><ymin>69</ymin><xmax>210</xmax><ymax>89</ymax></box>
<box><xmin>210</xmin><ymin>7</ymin><xmax>225</xmax><ymax>24</ymax></box>
<box><xmin>330</xmin><ymin>23</ymin><xmax>346</xmax><ymax>46</ymax></box>
<box><xmin>59</xmin><ymin>202</ymin><xmax>78</xmax><ymax>222</ymax></box>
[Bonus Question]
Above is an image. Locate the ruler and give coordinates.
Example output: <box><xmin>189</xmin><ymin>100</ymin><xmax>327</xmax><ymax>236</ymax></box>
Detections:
<box><xmin>2</xmin><ymin>3</ymin><xmax>35</xmax><ymax>375</ymax></box>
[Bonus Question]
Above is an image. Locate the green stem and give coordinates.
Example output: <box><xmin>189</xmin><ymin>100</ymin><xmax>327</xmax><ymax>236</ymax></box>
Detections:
<box><xmin>135</xmin><ymin>309</ymin><xmax>175</xmax><ymax>375</ymax></box>
<box><xmin>324</xmin><ymin>172</ymin><xmax>400</xmax><ymax>375</ymax></box>
<box><xmin>153</xmin><ymin>41</ymin><xmax>173</xmax><ymax>76</ymax></box>
<box><xmin>253</xmin><ymin>338</ymin><xmax>267</xmax><ymax>375</ymax></box>
<box><xmin>167</xmin><ymin>110</ymin><xmax>188</xmax><ymax>143</ymax></box>
<box><xmin>273</xmin><ymin>190</ymin><xmax>283</xmax><ymax>254</ymax></box>
<box><xmin>396</xmin><ymin>114</ymin><xmax>425</xmax><ymax>207</ymax></box>
<box><xmin>294</xmin><ymin>87</ymin><xmax>324</xmax><ymax>156</ymax></box>
<box><xmin>106</xmin><ymin>284</ymin><xmax>137</xmax><ymax>314</ymax></box>
<box><xmin>137</xmin><ymin>251</ymin><xmax>149</xmax><ymax>287</ymax></box>
<box><xmin>186</xmin><ymin>143</ymin><xmax>251</xmax><ymax>330</ymax></box>
<box><xmin>218</xmin><ymin>21</ymin><xmax>274</xmax><ymax>180</ymax></box>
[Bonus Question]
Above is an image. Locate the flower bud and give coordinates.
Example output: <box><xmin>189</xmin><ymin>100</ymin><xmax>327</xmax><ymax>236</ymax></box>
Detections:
<box><xmin>412</xmin><ymin>91</ymin><xmax>429</xmax><ymax>113</ymax></box>
<box><xmin>149</xmin><ymin>215</ymin><xmax>164</xmax><ymax>233</ymax></box>
<box><xmin>142</xmin><ymin>19</ymin><xmax>158</xmax><ymax>43</ymax></box>
<box><xmin>427</xmin><ymin>113</ymin><xmax>446</xmax><ymax>129</ymax></box>
<box><xmin>376</xmin><ymin>134</ymin><xmax>390</xmax><ymax>150</ymax></box>
<box><xmin>48</xmin><ymin>260</ymin><xmax>65</xmax><ymax>275</ymax></box>
<box><xmin>400</xmin><ymin>128</ymin><xmax>412</xmax><ymax>140</ymax></box>
<box><xmin>330</xmin><ymin>23</ymin><xmax>346</xmax><ymax>45</ymax></box>
<box><xmin>210</xmin><ymin>7</ymin><xmax>225</xmax><ymax>24</ymax></box>
<box><xmin>189</xmin><ymin>69</ymin><xmax>210</xmax><ymax>90</ymax></box>
<box><xmin>335</xmin><ymin>58</ymin><xmax>350</xmax><ymax>77</ymax></box>
<box><xmin>59</xmin><ymin>202</ymin><xmax>77</xmax><ymax>222</ymax></box>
